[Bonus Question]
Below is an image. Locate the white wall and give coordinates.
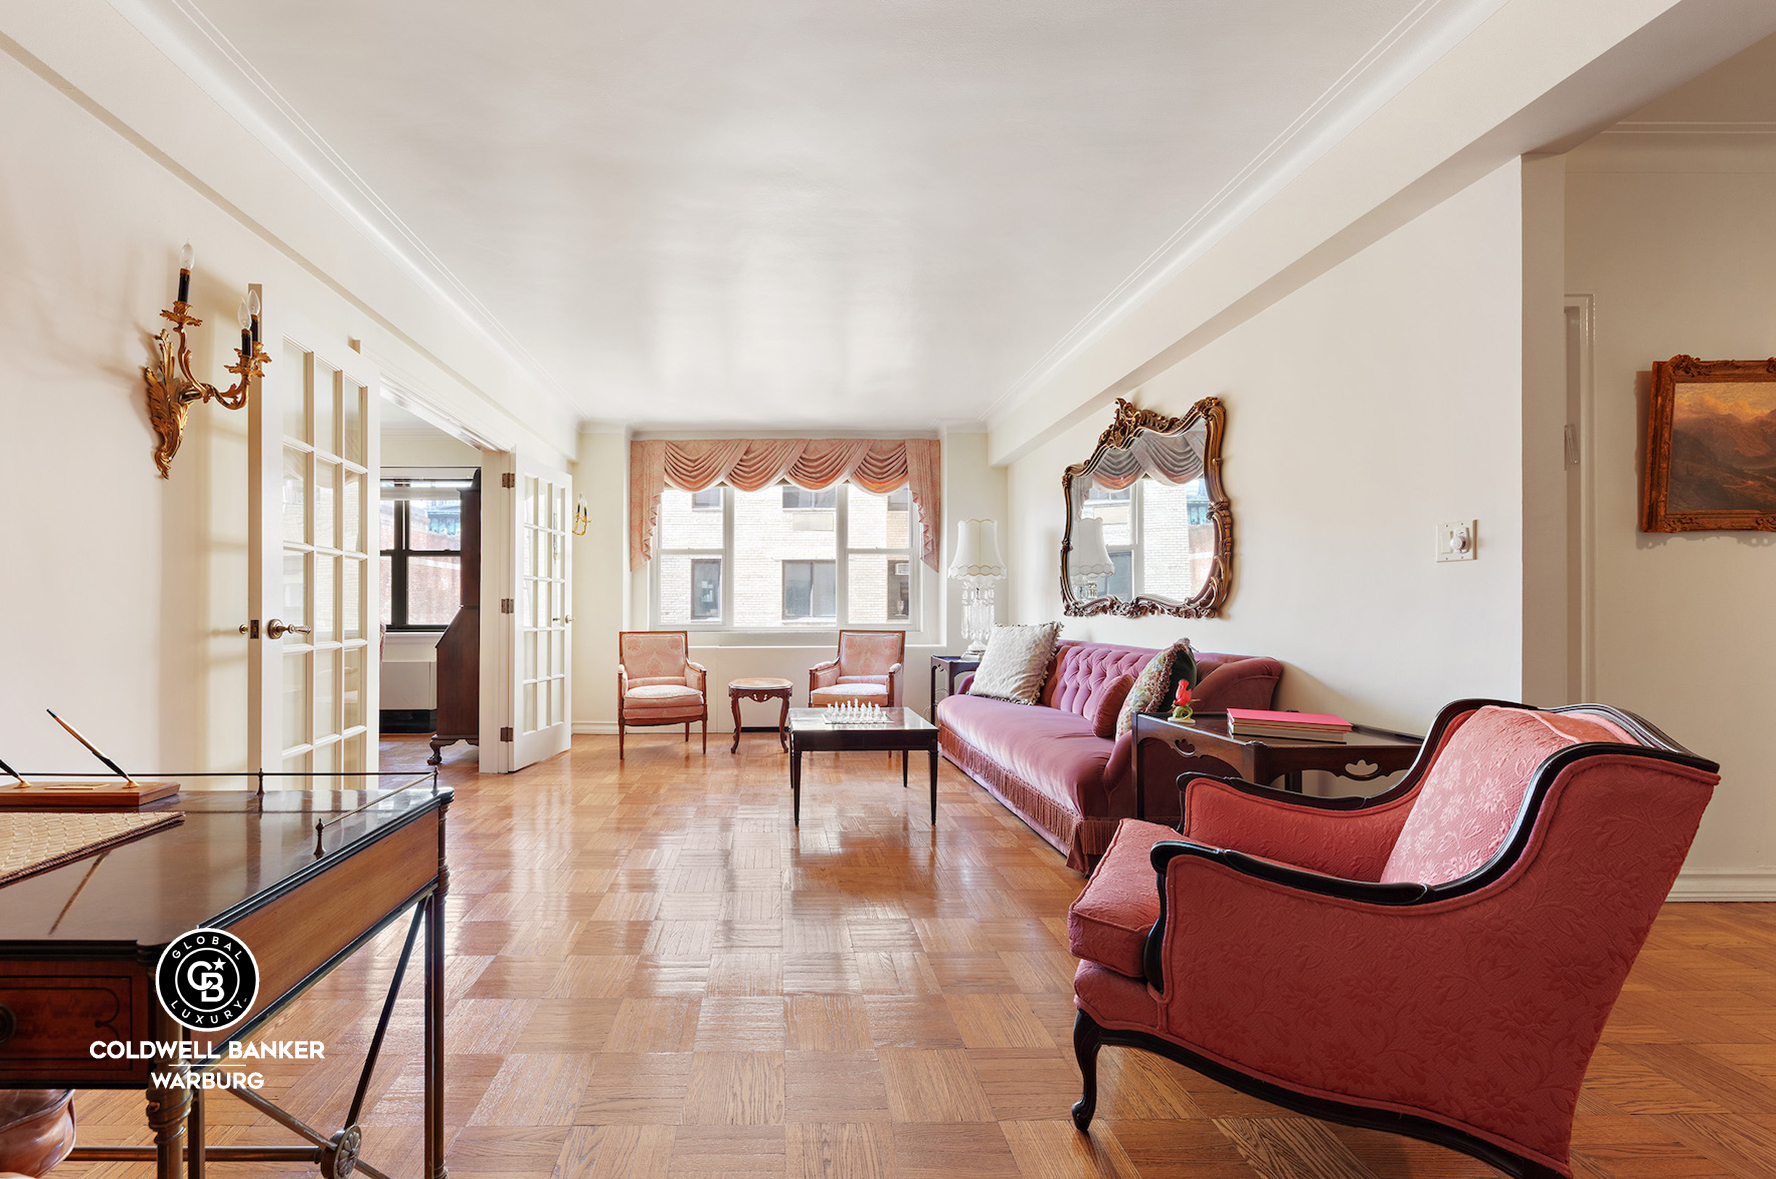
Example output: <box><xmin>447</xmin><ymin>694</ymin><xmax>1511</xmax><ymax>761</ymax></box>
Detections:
<box><xmin>570</xmin><ymin>430</ymin><xmax>630</xmax><ymax>731</ymax></box>
<box><xmin>987</xmin><ymin>0</ymin><xmax>1776</xmax><ymax>467</ymax></box>
<box><xmin>1003</xmin><ymin>161</ymin><xmax>1528</xmax><ymax>734</ymax></box>
<box><xmin>382</xmin><ymin>432</ymin><xmax>482</xmax><ymax>468</ymax></box>
<box><xmin>0</xmin><ymin>27</ymin><xmax>563</xmax><ymax>774</ymax></box>
<box><xmin>1566</xmin><ymin>126</ymin><xmax>1776</xmax><ymax>896</ymax></box>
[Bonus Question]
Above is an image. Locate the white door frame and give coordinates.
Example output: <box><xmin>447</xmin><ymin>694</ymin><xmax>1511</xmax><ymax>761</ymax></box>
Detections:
<box><xmin>480</xmin><ymin>449</ymin><xmax>517</xmax><ymax>773</ymax></box>
<box><xmin>507</xmin><ymin>451</ymin><xmax>574</xmax><ymax>770</ymax></box>
<box><xmin>1564</xmin><ymin>293</ymin><xmax>1597</xmax><ymax>703</ymax></box>
<box><xmin>248</xmin><ymin>295</ymin><xmax>380</xmax><ymax>775</ymax></box>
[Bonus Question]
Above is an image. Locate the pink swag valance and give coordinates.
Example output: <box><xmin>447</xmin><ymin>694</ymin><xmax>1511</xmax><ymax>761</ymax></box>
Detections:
<box><xmin>630</xmin><ymin>438</ymin><xmax>942</xmax><ymax>570</ymax></box>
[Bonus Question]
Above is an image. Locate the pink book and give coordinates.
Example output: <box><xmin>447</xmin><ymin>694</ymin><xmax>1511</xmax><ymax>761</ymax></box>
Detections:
<box><xmin>1225</xmin><ymin>707</ymin><xmax>1353</xmax><ymax>730</ymax></box>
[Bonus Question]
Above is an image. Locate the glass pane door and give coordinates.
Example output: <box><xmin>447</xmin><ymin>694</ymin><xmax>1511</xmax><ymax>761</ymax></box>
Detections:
<box><xmin>261</xmin><ymin>326</ymin><xmax>375</xmax><ymax>776</ymax></box>
<box><xmin>512</xmin><ymin>458</ymin><xmax>573</xmax><ymax>768</ymax></box>
<box><xmin>520</xmin><ymin>476</ymin><xmax>569</xmax><ymax>735</ymax></box>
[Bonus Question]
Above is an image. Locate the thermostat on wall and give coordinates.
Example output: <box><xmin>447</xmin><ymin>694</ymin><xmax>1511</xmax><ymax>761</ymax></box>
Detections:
<box><xmin>1437</xmin><ymin>520</ymin><xmax>1476</xmax><ymax>563</ymax></box>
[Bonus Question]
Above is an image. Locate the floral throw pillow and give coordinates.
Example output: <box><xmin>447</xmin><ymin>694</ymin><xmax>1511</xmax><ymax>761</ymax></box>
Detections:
<box><xmin>1115</xmin><ymin>638</ymin><xmax>1197</xmax><ymax>738</ymax></box>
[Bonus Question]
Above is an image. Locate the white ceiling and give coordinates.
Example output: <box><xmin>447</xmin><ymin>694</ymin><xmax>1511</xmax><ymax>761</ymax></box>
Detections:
<box><xmin>179</xmin><ymin>0</ymin><xmax>1488</xmax><ymax>430</ymax></box>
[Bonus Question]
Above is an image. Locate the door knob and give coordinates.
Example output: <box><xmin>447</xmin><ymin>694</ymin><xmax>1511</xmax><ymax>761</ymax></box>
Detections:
<box><xmin>266</xmin><ymin>619</ymin><xmax>312</xmax><ymax>639</ymax></box>
<box><xmin>238</xmin><ymin>620</ymin><xmax>261</xmax><ymax>638</ymax></box>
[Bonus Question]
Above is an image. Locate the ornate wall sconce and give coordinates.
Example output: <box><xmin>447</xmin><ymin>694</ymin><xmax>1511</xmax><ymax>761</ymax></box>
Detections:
<box><xmin>143</xmin><ymin>243</ymin><xmax>271</xmax><ymax>477</ymax></box>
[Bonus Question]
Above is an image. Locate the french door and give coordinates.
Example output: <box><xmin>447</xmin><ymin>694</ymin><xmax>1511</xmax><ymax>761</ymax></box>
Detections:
<box><xmin>248</xmin><ymin>297</ymin><xmax>380</xmax><ymax>776</ymax></box>
<box><xmin>506</xmin><ymin>453</ymin><xmax>573</xmax><ymax>770</ymax></box>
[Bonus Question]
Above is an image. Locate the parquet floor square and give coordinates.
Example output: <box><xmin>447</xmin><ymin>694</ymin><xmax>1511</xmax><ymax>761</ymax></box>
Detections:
<box><xmin>46</xmin><ymin>734</ymin><xmax>1776</xmax><ymax>1178</ymax></box>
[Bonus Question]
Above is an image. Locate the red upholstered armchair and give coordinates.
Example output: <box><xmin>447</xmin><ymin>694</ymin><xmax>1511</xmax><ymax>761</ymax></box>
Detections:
<box><xmin>1067</xmin><ymin>699</ymin><xmax>1719</xmax><ymax>1179</ymax></box>
<box><xmin>808</xmin><ymin>630</ymin><xmax>905</xmax><ymax>708</ymax></box>
<box><xmin>617</xmin><ymin>630</ymin><xmax>708</xmax><ymax>759</ymax></box>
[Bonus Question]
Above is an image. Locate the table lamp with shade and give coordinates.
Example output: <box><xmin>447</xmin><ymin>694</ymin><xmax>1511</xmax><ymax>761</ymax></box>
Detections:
<box><xmin>1068</xmin><ymin>515</ymin><xmax>1117</xmax><ymax>600</ymax></box>
<box><xmin>949</xmin><ymin>518</ymin><xmax>1005</xmax><ymax>655</ymax></box>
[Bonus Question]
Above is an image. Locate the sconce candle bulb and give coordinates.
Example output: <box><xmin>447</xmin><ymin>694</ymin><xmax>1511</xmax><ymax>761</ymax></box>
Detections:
<box><xmin>142</xmin><ymin>244</ymin><xmax>269</xmax><ymax>477</ymax></box>
<box><xmin>176</xmin><ymin>241</ymin><xmax>194</xmax><ymax>303</ymax></box>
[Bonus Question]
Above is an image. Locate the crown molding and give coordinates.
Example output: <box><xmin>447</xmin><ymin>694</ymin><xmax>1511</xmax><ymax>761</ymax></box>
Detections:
<box><xmin>984</xmin><ymin>0</ymin><xmax>1512</xmax><ymax>426</ymax></box>
<box><xmin>1604</xmin><ymin>120</ymin><xmax>1776</xmax><ymax>134</ymax></box>
<box><xmin>627</xmin><ymin>427</ymin><xmax>943</xmax><ymax>442</ymax></box>
<box><xmin>107</xmin><ymin>0</ymin><xmax>570</xmax><ymax>410</ymax></box>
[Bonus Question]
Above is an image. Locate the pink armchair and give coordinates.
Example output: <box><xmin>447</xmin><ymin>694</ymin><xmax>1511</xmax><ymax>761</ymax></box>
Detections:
<box><xmin>808</xmin><ymin>630</ymin><xmax>905</xmax><ymax>708</ymax></box>
<box><xmin>617</xmin><ymin>630</ymin><xmax>708</xmax><ymax>759</ymax></box>
<box><xmin>1066</xmin><ymin>699</ymin><xmax>1719</xmax><ymax>1179</ymax></box>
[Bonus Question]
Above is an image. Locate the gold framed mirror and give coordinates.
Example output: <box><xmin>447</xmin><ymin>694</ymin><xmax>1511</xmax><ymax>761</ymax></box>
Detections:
<box><xmin>1060</xmin><ymin>396</ymin><xmax>1232</xmax><ymax>618</ymax></box>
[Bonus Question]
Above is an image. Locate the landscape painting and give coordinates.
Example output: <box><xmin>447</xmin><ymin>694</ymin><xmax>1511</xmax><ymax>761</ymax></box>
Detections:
<box><xmin>1643</xmin><ymin>356</ymin><xmax>1776</xmax><ymax>532</ymax></box>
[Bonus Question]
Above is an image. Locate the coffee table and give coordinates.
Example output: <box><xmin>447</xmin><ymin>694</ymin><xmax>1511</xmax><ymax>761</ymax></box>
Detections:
<box><xmin>786</xmin><ymin>707</ymin><xmax>939</xmax><ymax>826</ymax></box>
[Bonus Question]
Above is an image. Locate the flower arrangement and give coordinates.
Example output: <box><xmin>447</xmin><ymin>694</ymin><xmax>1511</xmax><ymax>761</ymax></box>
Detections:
<box><xmin>1170</xmin><ymin>679</ymin><xmax>1193</xmax><ymax>723</ymax></box>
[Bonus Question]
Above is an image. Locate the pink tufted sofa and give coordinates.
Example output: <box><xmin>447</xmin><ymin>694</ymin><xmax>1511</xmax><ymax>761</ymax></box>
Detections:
<box><xmin>937</xmin><ymin>640</ymin><xmax>1282</xmax><ymax>870</ymax></box>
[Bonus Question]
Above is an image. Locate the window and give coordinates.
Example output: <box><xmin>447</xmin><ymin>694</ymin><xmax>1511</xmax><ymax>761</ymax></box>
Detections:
<box><xmin>887</xmin><ymin>559</ymin><xmax>911</xmax><ymax>621</ymax></box>
<box><xmin>1105</xmin><ymin>550</ymin><xmax>1134</xmax><ymax>601</ymax></box>
<box><xmin>691</xmin><ymin>487</ymin><xmax>722</xmax><ymax>511</ymax></box>
<box><xmin>380</xmin><ymin>479</ymin><xmax>469</xmax><ymax>629</ymax></box>
<box><xmin>689</xmin><ymin>557</ymin><xmax>722</xmax><ymax>619</ymax></box>
<box><xmin>1079</xmin><ymin>476</ymin><xmax>1212</xmax><ymax>602</ymax></box>
<box><xmin>782</xmin><ymin>486</ymin><xmax>837</xmax><ymax>511</ymax></box>
<box><xmin>652</xmin><ymin>481</ymin><xmax>920</xmax><ymax>629</ymax></box>
<box><xmin>782</xmin><ymin>560</ymin><xmax>836</xmax><ymax>620</ymax></box>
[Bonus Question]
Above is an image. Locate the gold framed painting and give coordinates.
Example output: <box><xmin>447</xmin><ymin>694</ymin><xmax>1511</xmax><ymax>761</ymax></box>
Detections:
<box><xmin>1642</xmin><ymin>356</ymin><xmax>1776</xmax><ymax>532</ymax></box>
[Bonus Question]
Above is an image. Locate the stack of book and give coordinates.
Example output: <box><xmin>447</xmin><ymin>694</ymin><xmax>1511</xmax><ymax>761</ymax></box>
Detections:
<box><xmin>1226</xmin><ymin>708</ymin><xmax>1354</xmax><ymax>742</ymax></box>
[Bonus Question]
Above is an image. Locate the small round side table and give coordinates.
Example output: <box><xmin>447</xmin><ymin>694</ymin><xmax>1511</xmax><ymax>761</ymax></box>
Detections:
<box><xmin>728</xmin><ymin>677</ymin><xmax>793</xmax><ymax>753</ymax></box>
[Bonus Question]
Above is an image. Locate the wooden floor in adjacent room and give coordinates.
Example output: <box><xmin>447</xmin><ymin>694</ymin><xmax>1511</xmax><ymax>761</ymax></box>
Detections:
<box><xmin>54</xmin><ymin>733</ymin><xmax>1776</xmax><ymax>1179</ymax></box>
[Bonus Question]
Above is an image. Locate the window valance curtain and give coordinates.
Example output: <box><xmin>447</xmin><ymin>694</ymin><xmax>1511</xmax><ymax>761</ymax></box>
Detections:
<box><xmin>1087</xmin><ymin>429</ymin><xmax>1203</xmax><ymax>491</ymax></box>
<box><xmin>630</xmin><ymin>438</ymin><xmax>942</xmax><ymax>570</ymax></box>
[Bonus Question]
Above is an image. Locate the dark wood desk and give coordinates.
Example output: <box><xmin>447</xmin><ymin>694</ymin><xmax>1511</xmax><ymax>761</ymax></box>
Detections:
<box><xmin>787</xmin><ymin>708</ymin><xmax>939</xmax><ymax>826</ymax></box>
<box><xmin>928</xmin><ymin>655</ymin><xmax>980</xmax><ymax>720</ymax></box>
<box><xmin>0</xmin><ymin>781</ymin><xmax>451</xmax><ymax>1179</ymax></box>
<box><xmin>1133</xmin><ymin>713</ymin><xmax>1421</xmax><ymax>819</ymax></box>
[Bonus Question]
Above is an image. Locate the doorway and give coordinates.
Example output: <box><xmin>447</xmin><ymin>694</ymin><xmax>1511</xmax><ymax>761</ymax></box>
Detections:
<box><xmin>379</xmin><ymin>398</ymin><xmax>485</xmax><ymax>765</ymax></box>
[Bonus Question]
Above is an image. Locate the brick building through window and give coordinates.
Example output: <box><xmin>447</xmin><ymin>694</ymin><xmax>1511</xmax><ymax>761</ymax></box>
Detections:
<box><xmin>654</xmin><ymin>483</ymin><xmax>916</xmax><ymax>629</ymax></box>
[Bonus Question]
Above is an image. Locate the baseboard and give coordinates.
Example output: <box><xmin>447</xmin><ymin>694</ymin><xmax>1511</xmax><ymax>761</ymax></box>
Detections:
<box><xmin>1669</xmin><ymin>869</ymin><xmax>1776</xmax><ymax>902</ymax></box>
<box><xmin>573</xmin><ymin>722</ymin><xmax>764</xmax><ymax>736</ymax></box>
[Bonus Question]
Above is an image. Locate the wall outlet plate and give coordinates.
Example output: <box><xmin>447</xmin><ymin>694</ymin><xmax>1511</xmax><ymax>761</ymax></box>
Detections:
<box><xmin>1437</xmin><ymin>520</ymin><xmax>1476</xmax><ymax>562</ymax></box>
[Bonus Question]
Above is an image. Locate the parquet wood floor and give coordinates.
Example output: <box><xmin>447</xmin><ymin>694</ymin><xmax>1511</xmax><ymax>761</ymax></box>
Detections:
<box><xmin>49</xmin><ymin>735</ymin><xmax>1776</xmax><ymax>1179</ymax></box>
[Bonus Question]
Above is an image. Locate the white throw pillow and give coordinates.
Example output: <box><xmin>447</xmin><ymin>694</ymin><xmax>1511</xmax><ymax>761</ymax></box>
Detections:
<box><xmin>968</xmin><ymin>622</ymin><xmax>1062</xmax><ymax>705</ymax></box>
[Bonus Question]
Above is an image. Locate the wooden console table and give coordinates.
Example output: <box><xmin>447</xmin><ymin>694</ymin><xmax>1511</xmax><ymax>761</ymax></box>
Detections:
<box><xmin>1133</xmin><ymin>712</ymin><xmax>1421</xmax><ymax>819</ymax></box>
<box><xmin>729</xmin><ymin>677</ymin><xmax>792</xmax><ymax>752</ymax></box>
<box><xmin>928</xmin><ymin>655</ymin><xmax>980</xmax><ymax>720</ymax></box>
<box><xmin>0</xmin><ymin>779</ymin><xmax>451</xmax><ymax>1179</ymax></box>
